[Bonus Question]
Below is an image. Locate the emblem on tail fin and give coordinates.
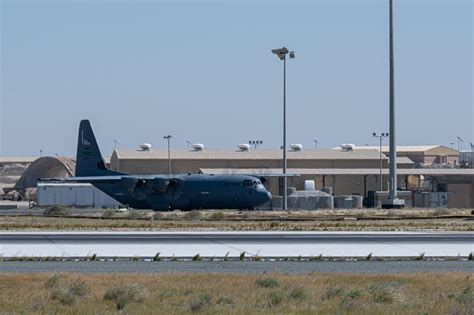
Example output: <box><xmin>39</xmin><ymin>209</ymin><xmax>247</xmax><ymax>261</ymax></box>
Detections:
<box><xmin>81</xmin><ymin>130</ymin><xmax>91</xmax><ymax>146</ymax></box>
<box><xmin>75</xmin><ymin>120</ymin><xmax>122</xmax><ymax>177</ymax></box>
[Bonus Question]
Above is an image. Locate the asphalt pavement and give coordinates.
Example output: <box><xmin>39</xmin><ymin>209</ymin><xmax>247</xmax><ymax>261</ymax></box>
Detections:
<box><xmin>0</xmin><ymin>260</ymin><xmax>472</xmax><ymax>273</ymax></box>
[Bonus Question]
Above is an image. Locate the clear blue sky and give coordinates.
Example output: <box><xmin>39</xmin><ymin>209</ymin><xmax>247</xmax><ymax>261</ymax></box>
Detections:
<box><xmin>1</xmin><ymin>0</ymin><xmax>472</xmax><ymax>157</ymax></box>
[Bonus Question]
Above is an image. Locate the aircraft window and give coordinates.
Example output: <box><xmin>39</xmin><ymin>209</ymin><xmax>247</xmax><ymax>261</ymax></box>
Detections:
<box><xmin>257</xmin><ymin>181</ymin><xmax>262</xmax><ymax>185</ymax></box>
<box><xmin>252</xmin><ymin>181</ymin><xmax>257</xmax><ymax>185</ymax></box>
<box><xmin>244</xmin><ymin>180</ymin><xmax>252</xmax><ymax>186</ymax></box>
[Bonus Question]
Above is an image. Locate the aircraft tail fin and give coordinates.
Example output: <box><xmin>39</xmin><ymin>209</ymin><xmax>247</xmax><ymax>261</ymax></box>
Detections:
<box><xmin>75</xmin><ymin>120</ymin><xmax>122</xmax><ymax>177</ymax></box>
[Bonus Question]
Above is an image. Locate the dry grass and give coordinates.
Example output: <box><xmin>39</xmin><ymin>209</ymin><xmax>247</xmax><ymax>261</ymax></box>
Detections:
<box><xmin>0</xmin><ymin>272</ymin><xmax>472</xmax><ymax>314</ymax></box>
<box><xmin>0</xmin><ymin>214</ymin><xmax>472</xmax><ymax>231</ymax></box>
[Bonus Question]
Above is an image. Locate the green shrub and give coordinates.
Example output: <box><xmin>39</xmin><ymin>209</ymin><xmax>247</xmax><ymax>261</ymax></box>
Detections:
<box><xmin>322</xmin><ymin>286</ymin><xmax>344</xmax><ymax>300</ymax></box>
<box><xmin>43</xmin><ymin>205</ymin><xmax>68</xmax><ymax>216</ymax></box>
<box><xmin>188</xmin><ymin>293</ymin><xmax>212</xmax><ymax>312</ymax></box>
<box><xmin>184</xmin><ymin>210</ymin><xmax>201</xmax><ymax>220</ymax></box>
<box><xmin>128</xmin><ymin>211</ymin><xmax>145</xmax><ymax>219</ymax></box>
<box><xmin>256</xmin><ymin>277</ymin><xmax>281</xmax><ymax>288</ymax></box>
<box><xmin>153</xmin><ymin>212</ymin><xmax>164</xmax><ymax>220</ymax></box>
<box><xmin>288</xmin><ymin>285</ymin><xmax>307</xmax><ymax>300</ymax></box>
<box><xmin>51</xmin><ymin>287</ymin><xmax>77</xmax><ymax>305</ymax></box>
<box><xmin>210</xmin><ymin>211</ymin><xmax>225</xmax><ymax>221</ymax></box>
<box><xmin>68</xmin><ymin>279</ymin><xmax>88</xmax><ymax>297</ymax></box>
<box><xmin>216</xmin><ymin>296</ymin><xmax>234</xmax><ymax>305</ymax></box>
<box><xmin>103</xmin><ymin>283</ymin><xmax>147</xmax><ymax>310</ymax></box>
<box><xmin>192</xmin><ymin>254</ymin><xmax>202</xmax><ymax>261</ymax></box>
<box><xmin>102</xmin><ymin>209</ymin><xmax>116</xmax><ymax>218</ymax></box>
<box><xmin>49</xmin><ymin>278</ymin><xmax>89</xmax><ymax>305</ymax></box>
<box><xmin>239</xmin><ymin>252</ymin><xmax>245</xmax><ymax>261</ymax></box>
<box><xmin>368</xmin><ymin>284</ymin><xmax>393</xmax><ymax>303</ymax></box>
<box><xmin>449</xmin><ymin>285</ymin><xmax>473</xmax><ymax>305</ymax></box>
<box><xmin>267</xmin><ymin>290</ymin><xmax>284</xmax><ymax>307</ymax></box>
<box><xmin>44</xmin><ymin>274</ymin><xmax>62</xmax><ymax>289</ymax></box>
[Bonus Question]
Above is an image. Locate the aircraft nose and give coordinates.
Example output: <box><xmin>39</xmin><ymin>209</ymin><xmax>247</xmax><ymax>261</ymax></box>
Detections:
<box><xmin>263</xmin><ymin>191</ymin><xmax>272</xmax><ymax>202</ymax></box>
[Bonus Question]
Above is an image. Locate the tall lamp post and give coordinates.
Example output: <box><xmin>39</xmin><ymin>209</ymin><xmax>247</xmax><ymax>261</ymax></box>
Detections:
<box><xmin>373</xmin><ymin>132</ymin><xmax>389</xmax><ymax>191</ymax></box>
<box><xmin>163</xmin><ymin>135</ymin><xmax>172</xmax><ymax>175</ymax></box>
<box><xmin>456</xmin><ymin>136</ymin><xmax>463</xmax><ymax>151</ymax></box>
<box><xmin>313</xmin><ymin>139</ymin><xmax>319</xmax><ymax>149</ymax></box>
<box><xmin>271</xmin><ymin>47</ymin><xmax>295</xmax><ymax>210</ymax></box>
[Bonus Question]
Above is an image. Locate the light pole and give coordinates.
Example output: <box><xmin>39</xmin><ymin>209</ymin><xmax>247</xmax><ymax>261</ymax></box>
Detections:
<box><xmin>113</xmin><ymin>139</ymin><xmax>118</xmax><ymax>151</ymax></box>
<box><xmin>163</xmin><ymin>135</ymin><xmax>172</xmax><ymax>175</ymax></box>
<box><xmin>248</xmin><ymin>140</ymin><xmax>263</xmax><ymax>150</ymax></box>
<box><xmin>373</xmin><ymin>132</ymin><xmax>389</xmax><ymax>191</ymax></box>
<box><xmin>39</xmin><ymin>149</ymin><xmax>43</xmax><ymax>157</ymax></box>
<box><xmin>456</xmin><ymin>136</ymin><xmax>463</xmax><ymax>151</ymax></box>
<box><xmin>272</xmin><ymin>47</ymin><xmax>295</xmax><ymax>210</ymax></box>
<box><xmin>313</xmin><ymin>139</ymin><xmax>319</xmax><ymax>149</ymax></box>
<box><xmin>186</xmin><ymin>140</ymin><xmax>192</xmax><ymax>151</ymax></box>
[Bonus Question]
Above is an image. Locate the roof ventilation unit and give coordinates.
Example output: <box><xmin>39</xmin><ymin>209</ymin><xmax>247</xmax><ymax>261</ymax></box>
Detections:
<box><xmin>237</xmin><ymin>143</ymin><xmax>250</xmax><ymax>151</ymax></box>
<box><xmin>340</xmin><ymin>144</ymin><xmax>355</xmax><ymax>151</ymax></box>
<box><xmin>139</xmin><ymin>143</ymin><xmax>152</xmax><ymax>151</ymax></box>
<box><xmin>290</xmin><ymin>144</ymin><xmax>303</xmax><ymax>151</ymax></box>
<box><xmin>192</xmin><ymin>143</ymin><xmax>205</xmax><ymax>151</ymax></box>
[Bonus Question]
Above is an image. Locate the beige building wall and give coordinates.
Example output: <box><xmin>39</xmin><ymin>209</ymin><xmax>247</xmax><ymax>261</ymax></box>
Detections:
<box><xmin>113</xmin><ymin>158</ymin><xmax>384</xmax><ymax>175</ymax></box>
<box><xmin>448</xmin><ymin>183</ymin><xmax>472</xmax><ymax>208</ymax></box>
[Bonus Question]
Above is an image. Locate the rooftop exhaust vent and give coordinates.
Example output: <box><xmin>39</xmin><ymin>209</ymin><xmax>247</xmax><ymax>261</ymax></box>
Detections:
<box><xmin>290</xmin><ymin>144</ymin><xmax>303</xmax><ymax>151</ymax></box>
<box><xmin>340</xmin><ymin>144</ymin><xmax>355</xmax><ymax>151</ymax></box>
<box><xmin>192</xmin><ymin>143</ymin><xmax>205</xmax><ymax>151</ymax></box>
<box><xmin>139</xmin><ymin>143</ymin><xmax>152</xmax><ymax>151</ymax></box>
<box><xmin>237</xmin><ymin>143</ymin><xmax>251</xmax><ymax>151</ymax></box>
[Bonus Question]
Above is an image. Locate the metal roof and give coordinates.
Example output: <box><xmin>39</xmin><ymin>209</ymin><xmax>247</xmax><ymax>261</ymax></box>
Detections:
<box><xmin>336</xmin><ymin>145</ymin><xmax>458</xmax><ymax>154</ymax></box>
<box><xmin>0</xmin><ymin>157</ymin><xmax>37</xmax><ymax>164</ymax></box>
<box><xmin>114</xmin><ymin>148</ymin><xmax>385</xmax><ymax>160</ymax></box>
<box><xmin>396</xmin><ymin>157</ymin><xmax>415</xmax><ymax>164</ymax></box>
<box><xmin>199</xmin><ymin>168</ymin><xmax>474</xmax><ymax>176</ymax></box>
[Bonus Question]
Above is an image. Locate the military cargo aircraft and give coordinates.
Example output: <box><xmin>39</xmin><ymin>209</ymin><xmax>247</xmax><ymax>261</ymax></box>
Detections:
<box><xmin>55</xmin><ymin>120</ymin><xmax>273</xmax><ymax>211</ymax></box>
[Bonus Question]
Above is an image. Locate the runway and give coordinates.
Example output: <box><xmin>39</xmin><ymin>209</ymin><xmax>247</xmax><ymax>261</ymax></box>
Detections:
<box><xmin>1</xmin><ymin>231</ymin><xmax>472</xmax><ymax>258</ymax></box>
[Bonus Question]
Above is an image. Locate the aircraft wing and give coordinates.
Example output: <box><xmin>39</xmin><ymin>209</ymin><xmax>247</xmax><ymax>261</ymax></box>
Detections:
<box><xmin>40</xmin><ymin>174</ymin><xmax>172</xmax><ymax>183</ymax></box>
<box><xmin>40</xmin><ymin>176</ymin><xmax>125</xmax><ymax>182</ymax></box>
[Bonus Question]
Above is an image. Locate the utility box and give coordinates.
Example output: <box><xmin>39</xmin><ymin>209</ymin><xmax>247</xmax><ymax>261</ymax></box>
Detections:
<box><xmin>429</xmin><ymin>192</ymin><xmax>449</xmax><ymax>208</ymax></box>
<box><xmin>37</xmin><ymin>182</ymin><xmax>121</xmax><ymax>208</ymax></box>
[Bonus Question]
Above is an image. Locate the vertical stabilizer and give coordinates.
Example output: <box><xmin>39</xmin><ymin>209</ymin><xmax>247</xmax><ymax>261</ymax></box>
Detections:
<box><xmin>75</xmin><ymin>120</ymin><xmax>120</xmax><ymax>176</ymax></box>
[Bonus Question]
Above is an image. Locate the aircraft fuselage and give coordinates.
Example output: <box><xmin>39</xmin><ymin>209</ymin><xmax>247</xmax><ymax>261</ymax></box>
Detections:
<box><xmin>94</xmin><ymin>173</ymin><xmax>272</xmax><ymax>211</ymax></box>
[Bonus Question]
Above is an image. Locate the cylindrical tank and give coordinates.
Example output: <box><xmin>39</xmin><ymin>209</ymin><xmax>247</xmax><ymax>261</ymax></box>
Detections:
<box><xmin>318</xmin><ymin>196</ymin><xmax>334</xmax><ymax>209</ymax></box>
<box><xmin>351</xmin><ymin>196</ymin><xmax>363</xmax><ymax>208</ymax></box>
<box><xmin>321</xmin><ymin>187</ymin><xmax>333</xmax><ymax>196</ymax></box>
<box><xmin>304</xmin><ymin>180</ymin><xmax>315</xmax><ymax>191</ymax></box>
<box><xmin>335</xmin><ymin>195</ymin><xmax>353</xmax><ymax>208</ymax></box>
<box><xmin>287</xmin><ymin>187</ymin><xmax>296</xmax><ymax>196</ymax></box>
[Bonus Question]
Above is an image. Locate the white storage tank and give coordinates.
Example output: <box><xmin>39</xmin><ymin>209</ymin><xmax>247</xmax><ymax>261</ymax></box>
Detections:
<box><xmin>304</xmin><ymin>180</ymin><xmax>315</xmax><ymax>191</ymax></box>
<box><xmin>37</xmin><ymin>182</ymin><xmax>121</xmax><ymax>208</ymax></box>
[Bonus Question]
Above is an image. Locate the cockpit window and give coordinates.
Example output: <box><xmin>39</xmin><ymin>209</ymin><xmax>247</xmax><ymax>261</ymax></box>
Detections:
<box><xmin>244</xmin><ymin>180</ymin><xmax>252</xmax><ymax>186</ymax></box>
<box><xmin>252</xmin><ymin>181</ymin><xmax>257</xmax><ymax>185</ymax></box>
<box><xmin>257</xmin><ymin>180</ymin><xmax>262</xmax><ymax>185</ymax></box>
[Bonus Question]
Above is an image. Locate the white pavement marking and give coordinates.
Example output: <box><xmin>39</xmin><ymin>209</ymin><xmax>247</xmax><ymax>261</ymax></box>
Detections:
<box><xmin>0</xmin><ymin>231</ymin><xmax>472</xmax><ymax>257</ymax></box>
